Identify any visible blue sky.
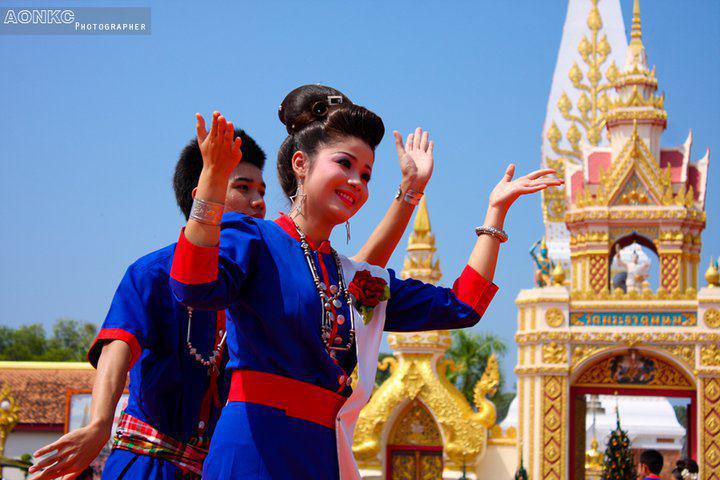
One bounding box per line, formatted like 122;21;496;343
1;1;718;388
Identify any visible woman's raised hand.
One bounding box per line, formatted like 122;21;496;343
488;164;563;214
393;128;434;193
196;111;243;180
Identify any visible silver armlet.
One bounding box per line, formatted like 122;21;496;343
475;225;508;243
189;198;225;226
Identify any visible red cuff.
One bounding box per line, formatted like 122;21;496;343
451;265;499;317
169;228;219;285
87;328;142;369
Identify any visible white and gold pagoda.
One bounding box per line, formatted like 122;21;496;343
517;1;719;480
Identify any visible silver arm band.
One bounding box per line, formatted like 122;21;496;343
189;198;225;226
395;185;424;205
475;225;508;243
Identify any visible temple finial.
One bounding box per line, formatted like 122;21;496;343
630;0;643;46
412;196;431;234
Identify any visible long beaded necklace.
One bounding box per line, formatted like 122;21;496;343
294;222;356;358
185;306;227;372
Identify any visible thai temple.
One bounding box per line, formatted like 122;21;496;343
0;1;718;480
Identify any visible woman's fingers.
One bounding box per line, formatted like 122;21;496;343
503;164;516;182
420;130;429;151
428;140;434;155
413;127;422;149
525;168;557;180
406;133;414;152
521;184;551;194
33;440;63;458
393;131;406;159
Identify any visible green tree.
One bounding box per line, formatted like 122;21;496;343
601;411;636;480
445;330;515;422
0;320;97;361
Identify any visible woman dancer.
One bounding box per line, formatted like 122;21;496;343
169;85;562;479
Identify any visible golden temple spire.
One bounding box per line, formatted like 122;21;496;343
401;196;441;284
630;0;643;46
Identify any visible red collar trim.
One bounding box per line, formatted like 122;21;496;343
274;213;332;254
644;475;661;479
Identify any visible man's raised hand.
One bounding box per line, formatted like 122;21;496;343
195;111;243;179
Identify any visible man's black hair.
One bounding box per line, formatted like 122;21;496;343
173;129;266;220
640;449;664;475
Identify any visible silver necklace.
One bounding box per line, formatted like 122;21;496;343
185;307;227;371
294;222;356;358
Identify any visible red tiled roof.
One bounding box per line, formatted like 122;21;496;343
0;362;96;429
660;150;684;182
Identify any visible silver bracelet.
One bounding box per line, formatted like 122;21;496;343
475;225;508;243
404;189;423;206
189;198;225;226
395;185;424;206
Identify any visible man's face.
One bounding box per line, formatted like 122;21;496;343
225;163;266;219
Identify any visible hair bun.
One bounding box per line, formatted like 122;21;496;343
278;84;352;134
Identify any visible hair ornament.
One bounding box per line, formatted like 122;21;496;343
681;470;698;480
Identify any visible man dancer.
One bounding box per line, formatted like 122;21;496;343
30;113;433;479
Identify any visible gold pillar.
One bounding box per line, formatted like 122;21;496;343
700;377;720;480
0;384;20;478
542;376;567;480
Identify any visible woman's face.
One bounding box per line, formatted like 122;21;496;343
301;136;374;225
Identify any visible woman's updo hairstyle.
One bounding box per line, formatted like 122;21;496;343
277;84;385;199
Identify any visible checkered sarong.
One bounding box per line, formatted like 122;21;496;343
112;412;207;476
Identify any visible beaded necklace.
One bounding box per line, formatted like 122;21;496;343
185;307;226;372
294;222;356;358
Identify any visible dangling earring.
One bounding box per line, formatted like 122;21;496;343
289;181;306;217
345;220;351;244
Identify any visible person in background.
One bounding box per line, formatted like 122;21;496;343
638;449;664;480
671;458;698;480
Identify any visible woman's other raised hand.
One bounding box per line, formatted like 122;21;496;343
393;127;434;193
488;165;563;215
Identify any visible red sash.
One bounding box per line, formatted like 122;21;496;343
228;370;346;429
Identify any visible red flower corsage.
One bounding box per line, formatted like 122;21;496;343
348;270;391;324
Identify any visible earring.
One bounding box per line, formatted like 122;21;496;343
345;220;351;244
289;181;306;217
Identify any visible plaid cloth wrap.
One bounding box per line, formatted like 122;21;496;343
113;412;208;476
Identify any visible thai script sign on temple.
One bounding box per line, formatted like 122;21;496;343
570;312;696;327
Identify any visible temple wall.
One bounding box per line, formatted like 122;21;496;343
478;444;518;478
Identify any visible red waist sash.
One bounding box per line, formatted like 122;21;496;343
228;370;346;429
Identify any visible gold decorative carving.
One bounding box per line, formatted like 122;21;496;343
588;254;608;293
570;288;697;302
571;345;608;368
702;345;720;367
545;308;564;328
543;342;567;364
353;331;490;467
518;331;720;347
389;400;442;446
574;353;693;390
542;0;617;223
660;253;681;292
473;353;500;428
705;309;720;329
701;378;720;480
542;376;566;480
659;345;695;370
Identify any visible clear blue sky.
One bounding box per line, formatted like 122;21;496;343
1;1;718;388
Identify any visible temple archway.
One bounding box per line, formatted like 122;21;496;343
386;400;444;480
569;347;697;480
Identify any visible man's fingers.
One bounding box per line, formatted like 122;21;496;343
233;137;243;157
34;441;62;458
503;164;516;182
393;131;406;158
210;111;220;139
196;113;208;143
224;121;234;146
